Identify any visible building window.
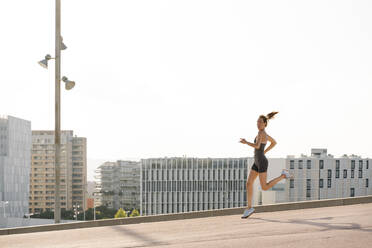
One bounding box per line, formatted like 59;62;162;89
327;179;331;188
290;179;294;188
366;179;369;188
306;179;311;190
358;161;363;178
319;160;324;169
319;179;323;188
307;160;311;169
366;160;369;169
335;160;340;178
351;160;355;169
343;169;347;178
290;160;294;169
306;189;311;198
327;169;332;179
238;160;242;168
350;188;355;197
299;160;303;169
212;161;217;169
351;169;354;178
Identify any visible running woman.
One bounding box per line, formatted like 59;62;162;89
239;111;292;218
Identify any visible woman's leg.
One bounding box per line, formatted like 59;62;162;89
246;169;259;209
258;172;284;191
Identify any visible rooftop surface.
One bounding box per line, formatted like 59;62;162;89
1;203;372;248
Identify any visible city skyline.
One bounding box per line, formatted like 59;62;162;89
1;1;372;182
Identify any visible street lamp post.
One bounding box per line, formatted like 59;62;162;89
38;0;75;224
73;204;80;221
83;183;86;221
55;0;62;224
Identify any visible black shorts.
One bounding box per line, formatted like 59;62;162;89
251;158;268;173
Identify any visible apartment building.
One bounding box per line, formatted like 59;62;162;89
95;161;140;210
0;115;31;218
29;130;87;213
286;148;371;202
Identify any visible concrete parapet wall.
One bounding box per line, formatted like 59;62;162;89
1;195;371;236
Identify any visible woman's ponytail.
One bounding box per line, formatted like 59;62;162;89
260;111;278;127
266;111;279;120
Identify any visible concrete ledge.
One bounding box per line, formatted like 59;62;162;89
1;195;371;236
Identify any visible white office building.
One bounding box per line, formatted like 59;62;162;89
140;157;255;216
0;115;31;218
255;182;287;206
286;148;371;202
140;157;289;216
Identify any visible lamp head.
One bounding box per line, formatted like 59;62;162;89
61;42;67;50
60;36;67;50
38;59;48;68
38;54;52;69
62;76;75;90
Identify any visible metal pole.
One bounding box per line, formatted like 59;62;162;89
93;196;96;220
54;0;62;224
83;183;86;221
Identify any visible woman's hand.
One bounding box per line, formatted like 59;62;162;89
239;138;248;144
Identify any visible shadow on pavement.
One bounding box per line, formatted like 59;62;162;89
249;216;372;233
109;225;169;247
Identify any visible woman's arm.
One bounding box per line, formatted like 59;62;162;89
264;134;277;154
240;131;263;149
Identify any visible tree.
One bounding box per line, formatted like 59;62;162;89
30;209;54;219
58;209;74;220
114;208;127;218
95;205;116;219
130;209;140;217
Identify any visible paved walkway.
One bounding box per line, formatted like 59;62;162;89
1;203;372;248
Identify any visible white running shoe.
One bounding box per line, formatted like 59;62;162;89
241;207;255;219
281;169;292;179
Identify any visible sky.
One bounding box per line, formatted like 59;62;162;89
1;0;371;181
